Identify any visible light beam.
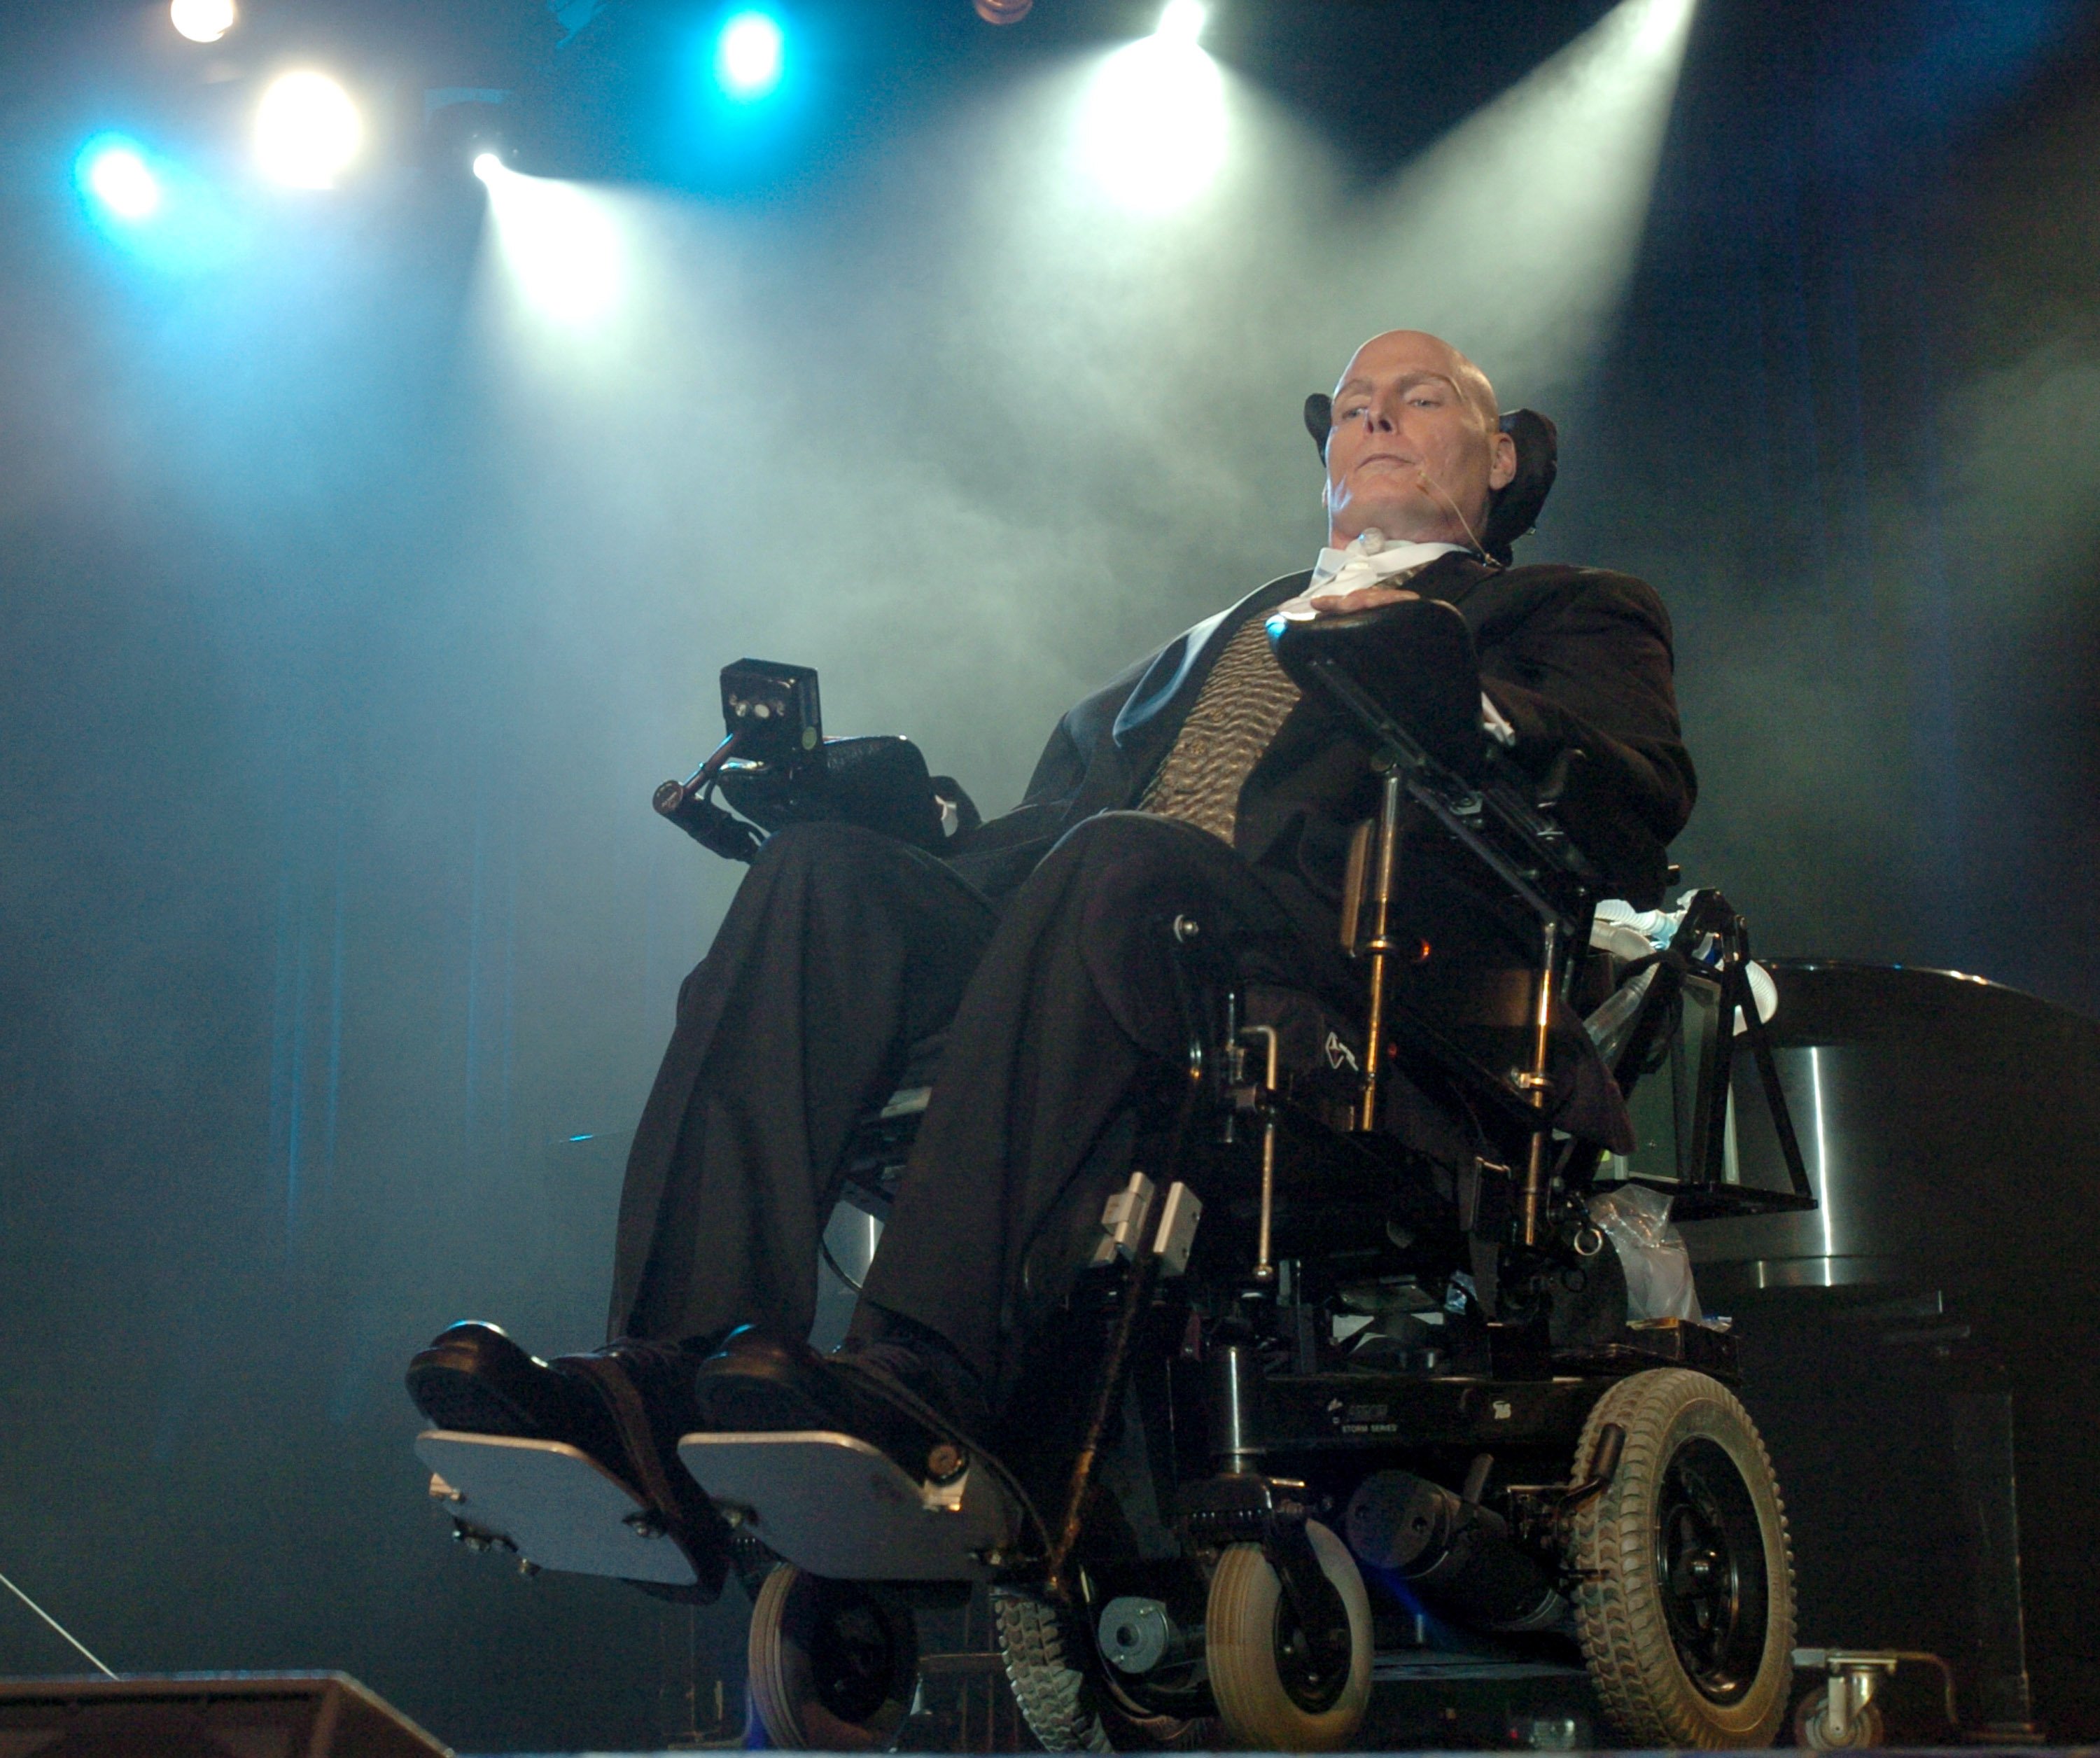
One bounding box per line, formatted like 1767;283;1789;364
80;141;162;221
1076;3;1226;211
1335;0;1702;398
477;159;626;326
169;0;237;43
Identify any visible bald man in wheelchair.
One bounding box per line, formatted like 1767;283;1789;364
407;329;1694;1593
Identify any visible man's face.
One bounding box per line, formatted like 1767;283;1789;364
1322;330;1516;549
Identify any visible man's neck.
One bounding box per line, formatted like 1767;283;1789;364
1329;521;1468;549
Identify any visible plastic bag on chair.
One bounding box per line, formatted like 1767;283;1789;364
1588;1183;1701;1323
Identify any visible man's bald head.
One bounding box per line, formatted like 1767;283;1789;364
1322;330;1516;549
1336;330;1500;430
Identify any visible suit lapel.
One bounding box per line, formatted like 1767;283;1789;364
1408;550;1495;615
1110;572;1310;774
1097;553;1501;815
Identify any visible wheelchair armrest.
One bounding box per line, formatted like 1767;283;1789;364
1267;597;1485;781
1501;744;1670;907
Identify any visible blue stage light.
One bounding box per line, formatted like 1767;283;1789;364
77;137;162;222
713;10;785;102
71;132;247;272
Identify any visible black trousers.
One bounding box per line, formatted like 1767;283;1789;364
608;811;1348;1388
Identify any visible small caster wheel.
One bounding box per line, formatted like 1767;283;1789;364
1795;1682;1886;1749
1205;1521;1371;1751
746;1563;917;1750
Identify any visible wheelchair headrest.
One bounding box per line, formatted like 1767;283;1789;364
1301;394;1558;568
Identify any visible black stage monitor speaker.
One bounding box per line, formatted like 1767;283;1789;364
0;1672;449;1758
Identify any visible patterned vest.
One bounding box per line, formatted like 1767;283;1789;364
1139;564;1428;844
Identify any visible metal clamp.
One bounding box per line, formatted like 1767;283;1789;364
1091;1170;1201;1277
1154;1181;1203;1278
1091;1171;1157;1267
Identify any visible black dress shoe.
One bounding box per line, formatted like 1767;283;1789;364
409;1324;729;1601
550;1337;727;1591
694;1326;988;1483
405;1322;614;1458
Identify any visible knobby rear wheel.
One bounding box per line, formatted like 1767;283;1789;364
992;1586;1208;1752
1566;1367;1795;1747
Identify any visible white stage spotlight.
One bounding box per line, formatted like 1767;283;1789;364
255;71;362;188
169;0;237;44
1077;11;1226;211
477;160;624;325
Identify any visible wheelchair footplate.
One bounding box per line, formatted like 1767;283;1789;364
414;1430;699;1586
678;1430;1018;1582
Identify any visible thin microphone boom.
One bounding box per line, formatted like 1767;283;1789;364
1416;466;1497;565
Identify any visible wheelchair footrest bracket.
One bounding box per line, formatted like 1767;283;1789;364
412;1430;700;1586
678;1430;1020;1582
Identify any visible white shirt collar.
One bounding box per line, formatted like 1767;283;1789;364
1307;529;1467;597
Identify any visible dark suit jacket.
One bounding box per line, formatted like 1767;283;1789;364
948;553;1695;912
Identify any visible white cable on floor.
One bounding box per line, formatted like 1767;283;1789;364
0;1567;118;1678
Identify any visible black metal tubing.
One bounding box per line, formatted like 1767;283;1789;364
1291;650;1596;940
1045;912;1224;1602
1045;1247;1161;1602
1674;900;1814;1215
652;731;765;861
1574;889;1816;1219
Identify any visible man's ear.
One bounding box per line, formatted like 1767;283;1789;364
1487;428;1518;492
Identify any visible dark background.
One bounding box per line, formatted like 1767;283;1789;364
2;0;2097;1747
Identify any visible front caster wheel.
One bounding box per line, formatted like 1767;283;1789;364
1567;1367;1795;1747
747;1564;918;1750
1795;1682;1886;1750
1205;1521;1372;1751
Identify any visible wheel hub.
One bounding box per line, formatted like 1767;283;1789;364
1270;1596;1351;1712
1653;1437;1769;1705
809;1589;906;1722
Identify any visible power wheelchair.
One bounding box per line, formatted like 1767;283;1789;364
416;571;1819;1752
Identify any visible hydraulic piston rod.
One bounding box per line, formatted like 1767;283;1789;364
1357;767;1408;1131
1518;918;1560;1248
